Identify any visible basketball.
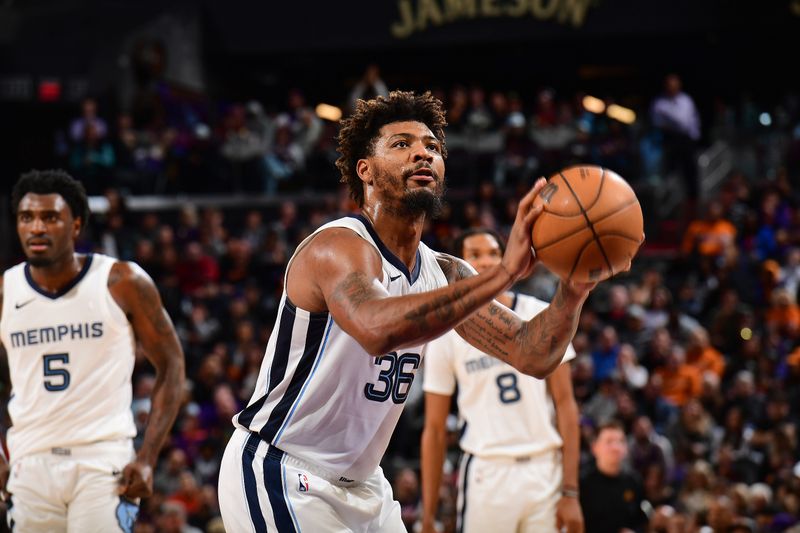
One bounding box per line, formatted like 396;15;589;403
531;165;644;283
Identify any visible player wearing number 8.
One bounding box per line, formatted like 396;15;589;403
422;228;583;533
0;170;185;532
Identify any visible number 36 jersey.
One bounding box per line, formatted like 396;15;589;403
424;293;576;459
233;215;448;483
0;254;136;462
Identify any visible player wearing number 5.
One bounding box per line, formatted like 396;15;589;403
0;170;185;532
421;228;584;533
218;91;599;533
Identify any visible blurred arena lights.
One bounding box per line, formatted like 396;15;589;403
606;104;636;124
316;103;343;122
740;327;753;340
582;95;605;114
759;112;772;126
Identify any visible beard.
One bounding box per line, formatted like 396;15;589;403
26;254;56;267
375;162;446;218
400;186;445;218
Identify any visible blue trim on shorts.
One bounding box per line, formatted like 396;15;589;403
263;448;297;532
458;453;475;533
242;433;268;533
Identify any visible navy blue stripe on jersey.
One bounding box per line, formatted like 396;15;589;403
263;448;297;533
457;453;474;533
511;292;518;311
24;254;93;299
274;318;333;444
348;214;421;284
259;312;330;443
242;433;268;533
237;303;297;428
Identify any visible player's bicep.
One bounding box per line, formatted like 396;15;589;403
455;299;523;363
110;263;181;369
310;231;390;330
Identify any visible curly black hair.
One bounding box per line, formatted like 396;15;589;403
12;169;90;228
335;90;448;207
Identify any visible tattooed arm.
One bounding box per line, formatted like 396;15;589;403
442;253;592;379
109;262;185;498
287;228;517;356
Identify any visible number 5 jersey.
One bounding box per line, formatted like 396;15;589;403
0;254;136;462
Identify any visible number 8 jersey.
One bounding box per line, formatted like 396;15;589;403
423;293;576;459
233;215;448;483
0;254;136;462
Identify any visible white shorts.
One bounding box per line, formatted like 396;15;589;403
6;440;137;533
457;450;562;533
218;428;406;533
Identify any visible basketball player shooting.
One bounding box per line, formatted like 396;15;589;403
218;91;605;532
0;170;185;532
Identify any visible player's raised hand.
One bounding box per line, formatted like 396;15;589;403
501;177;546;282
118;460;154;499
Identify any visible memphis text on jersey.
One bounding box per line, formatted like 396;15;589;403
8;322;103;348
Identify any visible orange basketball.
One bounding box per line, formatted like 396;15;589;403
531;165;644;283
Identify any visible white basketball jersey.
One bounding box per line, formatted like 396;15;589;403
234;215;448;482
423;293;576;458
0;254;136;462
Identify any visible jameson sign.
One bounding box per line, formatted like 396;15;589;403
391;0;596;39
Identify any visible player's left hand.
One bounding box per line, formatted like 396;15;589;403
118;460;154;499
556;495;584;533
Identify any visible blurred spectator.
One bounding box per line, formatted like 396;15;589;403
650;73;700;199
348;64;389;112
580;420;647;533
69;122;115;194
157;501;203;533
681;199;737;258
70;97;108;142
592;326;622;381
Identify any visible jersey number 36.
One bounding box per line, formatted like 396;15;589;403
364;352;420;404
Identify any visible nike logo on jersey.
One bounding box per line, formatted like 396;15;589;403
14;298;35;309
389;274;402;282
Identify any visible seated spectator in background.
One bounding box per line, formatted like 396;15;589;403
175;241;220;298
592;325;622;381
70;97;108;142
655;345;702;408
614;343;649;390
681;199;737;258
766;288;800;338
685;326;726;379
669;399;715;462
580;420;648;533
69;122;115;194
158;501;203;533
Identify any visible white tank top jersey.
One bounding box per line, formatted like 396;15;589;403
423;293;576;459
0;254;137;462
234;215;449;482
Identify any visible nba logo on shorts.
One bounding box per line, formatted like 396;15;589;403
298;473;309;492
